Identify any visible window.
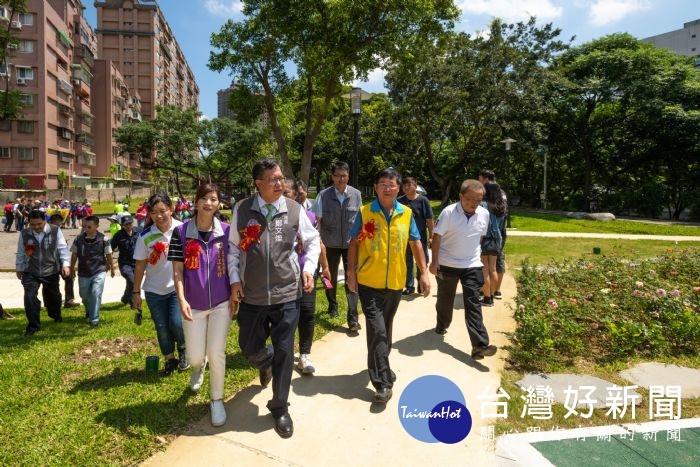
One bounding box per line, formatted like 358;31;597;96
19;93;33;106
0;147;10;159
16;66;33;80
19;13;33;26
0;63;9;76
17;147;34;160
19;40;33;53
0;7;9;21
0;120;10;131
17;121;34;134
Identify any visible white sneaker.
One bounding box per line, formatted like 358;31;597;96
297;354;315;374
210;399;227;427
190;359;207;392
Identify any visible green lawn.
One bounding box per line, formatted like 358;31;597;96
0;290;345;466
506;237;700;267
509;209;700;236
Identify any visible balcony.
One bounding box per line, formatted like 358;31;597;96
129;111;142;122
57;78;72;95
75;45;94;68
58;103;73;116
73;78;89;98
78;151;96;166
58;151;73;163
76;132;94;146
58;127;73;140
58;30;73;49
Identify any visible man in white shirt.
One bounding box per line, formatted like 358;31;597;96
228;158;320;439
429;179;497;360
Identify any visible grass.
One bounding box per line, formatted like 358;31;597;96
505;237;700;268
509;209;700;236
0;288;347;466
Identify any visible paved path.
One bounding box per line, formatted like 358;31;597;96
143;272;517;466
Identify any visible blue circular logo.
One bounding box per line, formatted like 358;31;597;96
398;375;472;443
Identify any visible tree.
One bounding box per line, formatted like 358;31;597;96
0;1;28;120
550;34;700;215
387;18;568;204
208;0;459;185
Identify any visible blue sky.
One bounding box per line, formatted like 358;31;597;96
83;0;699;119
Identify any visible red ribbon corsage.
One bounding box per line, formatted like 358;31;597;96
148;241;168;265
25;240;36;257
356;219;377;242
239;223;262;252
184;239;201;270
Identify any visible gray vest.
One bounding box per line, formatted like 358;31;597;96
236;196;302;306
21;225;60;277
74;232;108;277
318;185;362;248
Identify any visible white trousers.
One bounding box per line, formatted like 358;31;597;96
182;301;232;400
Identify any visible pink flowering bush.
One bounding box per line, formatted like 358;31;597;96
512;249;700;371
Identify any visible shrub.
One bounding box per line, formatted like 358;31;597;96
510;250;700;371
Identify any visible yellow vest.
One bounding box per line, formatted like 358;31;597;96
356;200;412;290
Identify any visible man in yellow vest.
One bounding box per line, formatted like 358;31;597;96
346;168;430;404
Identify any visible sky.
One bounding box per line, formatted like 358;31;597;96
83;0;700;120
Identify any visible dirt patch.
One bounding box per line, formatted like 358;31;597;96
73;336;155;363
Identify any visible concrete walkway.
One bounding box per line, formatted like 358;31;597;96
142;272;517;466
507;231;700;242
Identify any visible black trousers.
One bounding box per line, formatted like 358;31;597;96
325;247;359;325
298;279;316;355
238;299;300;418
119;263;135;306
63;274;75;303
435;265;489;350
22;272;62;332
358;284;402;391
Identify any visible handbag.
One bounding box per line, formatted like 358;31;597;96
481;235;499;253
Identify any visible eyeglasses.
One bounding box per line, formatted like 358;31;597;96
378;183;399;191
264;177;285;185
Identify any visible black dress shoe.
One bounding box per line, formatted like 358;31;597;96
327;307;338;318
348;322;361;332
373;387;393;404
471;345;497;360
274;413;294;438
435;326;447;335
23;328;37;337
390;370;396;382
260;365;273;388
402;288;415;296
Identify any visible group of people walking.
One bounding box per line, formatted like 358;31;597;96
11;157;507;440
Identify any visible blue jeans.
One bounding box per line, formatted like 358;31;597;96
78;272;106;324
405;239;429;290
119;263;135;306
145;291;185;357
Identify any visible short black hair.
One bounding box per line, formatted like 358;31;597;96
29;209;45;220
83;215;99;225
479;170;496;182
49;213;63;223
374;167;402;185
252;158;280;180
331;161;350;174
293;179;308;191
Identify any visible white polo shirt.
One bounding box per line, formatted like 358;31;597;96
434;203;489;268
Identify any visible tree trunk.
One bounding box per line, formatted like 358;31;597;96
260;76;293;177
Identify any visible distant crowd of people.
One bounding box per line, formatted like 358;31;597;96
7;160;508;440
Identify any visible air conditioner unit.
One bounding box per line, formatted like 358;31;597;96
10;20;21;29
72;78;80;86
7;43;18;50
16;78;26;85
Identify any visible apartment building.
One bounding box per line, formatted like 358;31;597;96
0;0;97;189
94;0;198;122
92;58;141;181
641;19;700;66
217;81;238;119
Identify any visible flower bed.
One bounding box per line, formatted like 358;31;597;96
511;249;700;371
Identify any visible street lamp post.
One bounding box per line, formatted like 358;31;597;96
342;87;372;188
500;137;516;228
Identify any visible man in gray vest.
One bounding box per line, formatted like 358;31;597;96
228;158;320;438
312;161;363;332
15;210;71;336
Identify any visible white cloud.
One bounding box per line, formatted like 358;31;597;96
458;0;563;23
202;0;243;16
352;68;387;93
588;0;651;27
